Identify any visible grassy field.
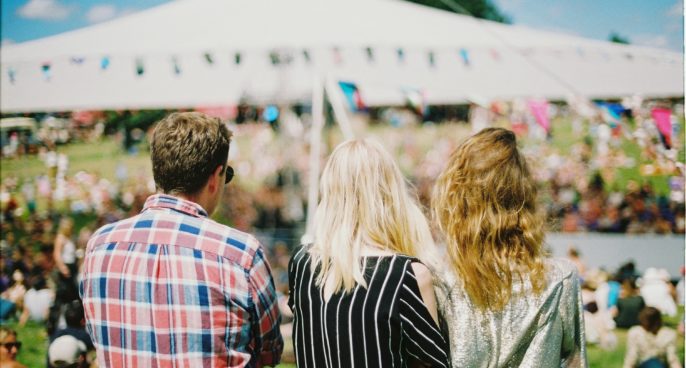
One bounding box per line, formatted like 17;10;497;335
6;311;683;367
1;138;151;184
4;320;297;367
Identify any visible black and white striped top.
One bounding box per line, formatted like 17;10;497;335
288;248;450;367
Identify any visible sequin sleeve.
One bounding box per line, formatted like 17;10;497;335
560;264;588;367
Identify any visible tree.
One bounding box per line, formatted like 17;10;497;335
609;32;630;45
405;0;511;23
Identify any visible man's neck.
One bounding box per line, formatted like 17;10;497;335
164;191;213;216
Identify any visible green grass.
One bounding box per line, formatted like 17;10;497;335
586;308;685;367
7;312;682;367
4;320;297;367
1;139;151;184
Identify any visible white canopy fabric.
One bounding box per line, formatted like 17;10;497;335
1;0;683;112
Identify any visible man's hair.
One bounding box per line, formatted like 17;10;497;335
151;112;232;195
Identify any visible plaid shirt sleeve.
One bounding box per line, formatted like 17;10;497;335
248;245;283;366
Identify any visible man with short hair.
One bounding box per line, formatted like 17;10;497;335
81;112;283;367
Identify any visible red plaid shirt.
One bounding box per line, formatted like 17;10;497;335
80;194;283;367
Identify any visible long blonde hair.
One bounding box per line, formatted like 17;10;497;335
309;138;436;293
432;128;546;311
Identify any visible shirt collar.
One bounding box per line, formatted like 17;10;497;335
142;194;209;218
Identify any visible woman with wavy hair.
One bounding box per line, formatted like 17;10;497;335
288;138;449;367
432;128;587;367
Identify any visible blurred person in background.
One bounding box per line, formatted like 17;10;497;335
567;246;587;281
49;299;93;352
18;274;54;327
623;307;682;368
0;271;25;321
584;301;617;351
48;335;87;368
53;217;78;301
640;268;678;318
433;128;587;367
612;279;646;329
0;327;26;368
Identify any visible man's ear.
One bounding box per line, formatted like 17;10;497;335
208;165;224;193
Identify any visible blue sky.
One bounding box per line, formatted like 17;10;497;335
1;0;684;51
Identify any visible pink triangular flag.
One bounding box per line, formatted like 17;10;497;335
528;99;550;132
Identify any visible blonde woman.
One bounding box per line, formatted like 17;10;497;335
432;128;587;367
288;139;449;367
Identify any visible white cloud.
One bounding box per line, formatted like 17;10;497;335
85;5;138;24
632;34;669;48
17;0;73;21
667;1;683;17
86;4;117;24
2;39;15;46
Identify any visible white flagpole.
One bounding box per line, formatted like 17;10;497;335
305;75;325;239
324;75;355;140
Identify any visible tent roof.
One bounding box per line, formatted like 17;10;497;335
1;0;683;112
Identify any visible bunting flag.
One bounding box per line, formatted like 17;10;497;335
100;56;110;70
651;108;672;149
338;81;365;112
403;87;427;117
459;48;470;66
8;68;16;84
396;48;405;64
596;102;625;128
41;63;51;81
3;46;514;81
365;47;375;63
172;57;181;75
204;52;214;65
428;51;436;67
135;59;145;76
527;99;550;133
269;51;280;65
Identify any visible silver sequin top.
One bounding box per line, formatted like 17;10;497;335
435;258;588;368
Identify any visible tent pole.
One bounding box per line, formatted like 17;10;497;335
324;75;354;140
305;75;325;238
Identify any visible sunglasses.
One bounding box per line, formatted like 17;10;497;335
225;165;234;184
0;342;21;350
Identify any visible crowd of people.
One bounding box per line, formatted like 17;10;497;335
571;249;684;367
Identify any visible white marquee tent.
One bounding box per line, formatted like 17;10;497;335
1;0;683;112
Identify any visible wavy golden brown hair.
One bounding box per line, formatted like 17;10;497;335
432;128;546;310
